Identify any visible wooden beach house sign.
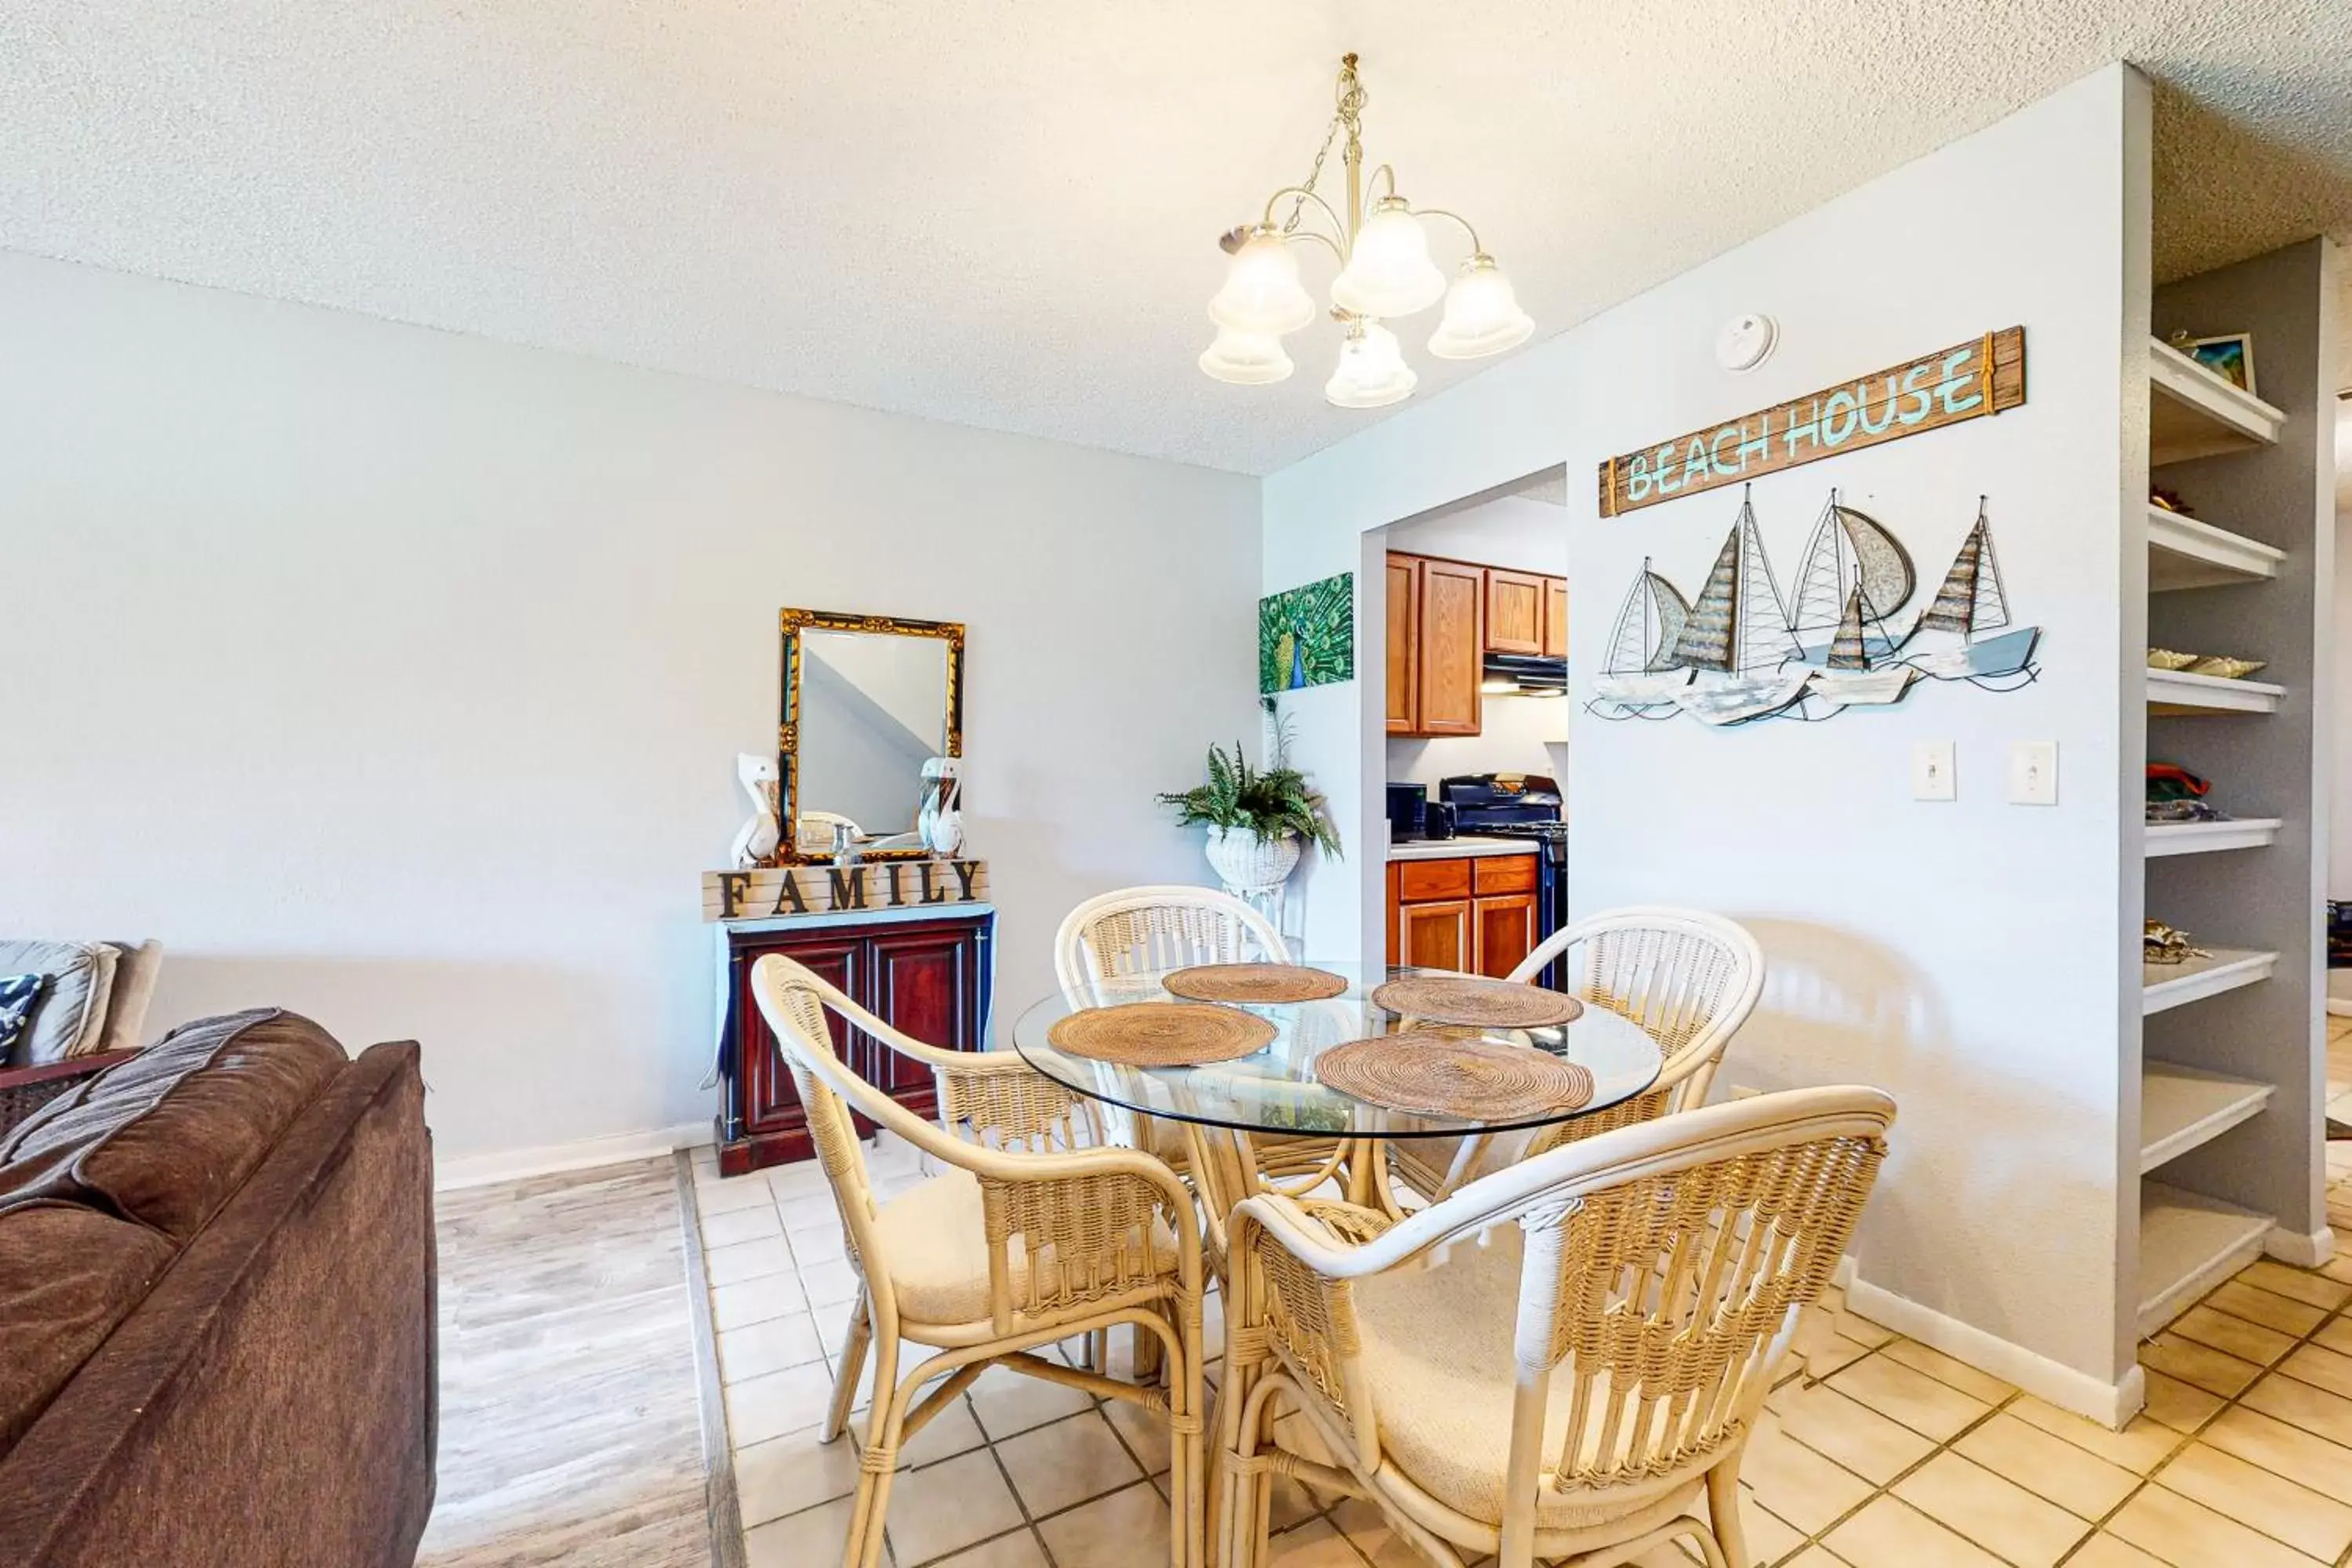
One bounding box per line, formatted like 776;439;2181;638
1599;327;2026;517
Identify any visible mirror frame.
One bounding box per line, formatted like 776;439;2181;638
778;607;965;864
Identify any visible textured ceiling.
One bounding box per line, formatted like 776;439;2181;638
4;2;2350;474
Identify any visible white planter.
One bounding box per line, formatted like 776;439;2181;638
1203;827;1301;892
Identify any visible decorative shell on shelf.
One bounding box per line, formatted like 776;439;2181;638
2147;648;2199;671
2183;655;2266;680
2143;919;2211;967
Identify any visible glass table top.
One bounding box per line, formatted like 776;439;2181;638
1010;963;1663;1139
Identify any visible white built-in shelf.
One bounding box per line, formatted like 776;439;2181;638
2147;668;2285;716
2139;1178;2274;1337
2140;1062;2275;1173
2147;506;2285;590
2144;818;2285;857
2143;947;2280;1014
2148;338;2288;464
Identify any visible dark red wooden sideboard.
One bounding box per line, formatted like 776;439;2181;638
714;908;995;1174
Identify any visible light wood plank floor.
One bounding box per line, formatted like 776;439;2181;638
420;1158;712;1568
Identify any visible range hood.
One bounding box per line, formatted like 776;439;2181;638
1481;652;1568;695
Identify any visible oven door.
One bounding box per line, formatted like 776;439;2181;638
1532;848;1570;992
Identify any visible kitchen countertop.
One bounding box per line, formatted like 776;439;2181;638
1387;835;1540;862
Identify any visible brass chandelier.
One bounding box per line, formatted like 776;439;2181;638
1200;53;1534;408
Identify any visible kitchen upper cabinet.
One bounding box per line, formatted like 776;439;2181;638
1485;569;1546;655
1385;554;1419;735
1542;577;1569;659
1385;552;1483;739
1414;558;1484;736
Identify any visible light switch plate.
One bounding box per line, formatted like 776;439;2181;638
1912;741;1956;801
2010;741;2058;804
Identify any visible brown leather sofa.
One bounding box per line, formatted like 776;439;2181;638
0;1009;436;1568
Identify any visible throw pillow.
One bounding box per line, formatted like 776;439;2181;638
0;941;116;1065
0;974;45;1065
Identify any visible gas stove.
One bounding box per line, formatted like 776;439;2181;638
1439;775;1570;990
1467;818;1569;865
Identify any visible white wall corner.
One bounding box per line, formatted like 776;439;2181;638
1846;1276;2146;1430
434;1120;713;1192
2266;1225;2338;1269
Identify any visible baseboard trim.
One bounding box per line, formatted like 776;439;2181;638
435;1122;714;1191
1846;1276;2145;1429
2267;1225;2339;1269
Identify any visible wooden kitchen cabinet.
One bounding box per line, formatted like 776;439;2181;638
1385;554;1419;735
1542;577;1569;659
1386;852;1539;979
1385;551;1483;738
1485;568;1547;655
717;910;993;1172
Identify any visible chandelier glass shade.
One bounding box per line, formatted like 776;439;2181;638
1199;53;1531;406
1323;321;1417;408
1198;325;1295;385
1428;254;1535;359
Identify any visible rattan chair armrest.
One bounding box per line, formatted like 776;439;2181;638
1240;1088;1898;1282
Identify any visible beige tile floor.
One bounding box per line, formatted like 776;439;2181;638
691;1078;2352;1568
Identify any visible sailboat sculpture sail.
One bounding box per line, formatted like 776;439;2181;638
1900;499;2040;687
1788;492;1922;706
1589;557;1693;713
1669;488;1810;725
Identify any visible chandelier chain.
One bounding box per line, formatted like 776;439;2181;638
1282;111;1344;236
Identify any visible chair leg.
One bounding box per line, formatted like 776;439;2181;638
826;1294;872;1443
1704;1461;1748;1568
838;1330;903;1568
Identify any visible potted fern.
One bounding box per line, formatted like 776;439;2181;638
1157;737;1342;892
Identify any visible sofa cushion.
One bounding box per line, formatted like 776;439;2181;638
0;942;115;1066
0;1198;177;1451
0;1010;346;1241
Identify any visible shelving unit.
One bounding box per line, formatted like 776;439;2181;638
2138;1180;2275;1338
2143;818;2285;856
2146;667;2285;715
2127;248;2331;1360
2147;506;2285;591
2142;947;2280;1014
2147;337;2287;463
2140;1062;2275;1171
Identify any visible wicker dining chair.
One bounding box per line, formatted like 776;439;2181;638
1054;884;1348;1190
750;955;1209;1568
1384;906;1764;1208
1218;1087;1893;1568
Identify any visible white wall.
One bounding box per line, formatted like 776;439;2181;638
1265;67;2140;1403
0;252;1261;1164
1386;493;1569;576
1385;698;1568;791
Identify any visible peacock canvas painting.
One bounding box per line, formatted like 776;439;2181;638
1258;572;1354;695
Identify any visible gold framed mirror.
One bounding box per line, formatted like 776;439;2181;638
778;608;964;863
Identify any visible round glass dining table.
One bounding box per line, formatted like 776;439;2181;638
1011;962;1663;1224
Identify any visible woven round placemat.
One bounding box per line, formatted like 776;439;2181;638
1161;963;1349;1004
1046;1002;1278;1067
1370;975;1584;1029
1317;1032;1594;1120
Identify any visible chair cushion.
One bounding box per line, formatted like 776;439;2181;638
1349;1230;1712;1530
871;1166;1176;1326
0;1197;179;1450
0;1008;347;1241
0;940;117;1065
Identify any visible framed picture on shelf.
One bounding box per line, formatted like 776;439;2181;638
2181;332;2256;396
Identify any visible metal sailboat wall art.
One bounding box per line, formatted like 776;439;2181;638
1896;498;2041;688
1589;557;1694;713
1584;488;2038;727
1665;488;1811;726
